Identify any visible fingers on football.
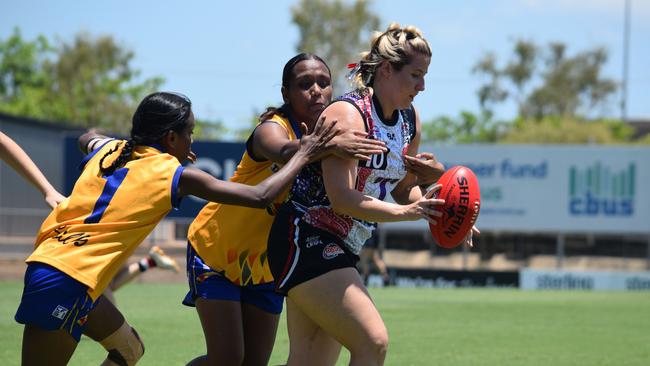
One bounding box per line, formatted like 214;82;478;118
424;184;442;198
472;225;481;235
424;208;443;218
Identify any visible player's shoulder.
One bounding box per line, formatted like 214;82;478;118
258;113;291;133
324;96;365;129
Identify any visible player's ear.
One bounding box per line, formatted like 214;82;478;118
378;60;392;79
160;130;177;150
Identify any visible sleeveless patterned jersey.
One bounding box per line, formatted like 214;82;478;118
287;90;415;254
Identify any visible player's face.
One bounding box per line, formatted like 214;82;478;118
390;52;430;109
285;59;332;127
169;112;195;163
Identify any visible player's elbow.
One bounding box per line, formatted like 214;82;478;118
250;189;275;208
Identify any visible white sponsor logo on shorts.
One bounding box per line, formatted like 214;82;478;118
52;305;69;320
305;235;322;248
322;243;344;260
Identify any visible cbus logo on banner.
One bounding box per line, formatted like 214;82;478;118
569;162;635;216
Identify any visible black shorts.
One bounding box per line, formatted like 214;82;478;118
267;203;359;295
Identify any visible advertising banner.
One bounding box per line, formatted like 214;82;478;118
386;145;650;234
520;269;650;290
66;139;650;233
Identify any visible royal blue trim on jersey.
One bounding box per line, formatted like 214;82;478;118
78;138;116;170
286;112;303;139
171;165;184;209
84;167;130;224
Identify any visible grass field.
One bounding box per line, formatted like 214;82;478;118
2;281;649;365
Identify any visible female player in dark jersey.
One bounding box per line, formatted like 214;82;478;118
267;24;476;365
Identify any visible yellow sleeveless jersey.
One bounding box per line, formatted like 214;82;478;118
27;140;183;300
188;113;300;286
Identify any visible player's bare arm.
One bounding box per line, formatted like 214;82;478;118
180;116;338;208
321;102;443;223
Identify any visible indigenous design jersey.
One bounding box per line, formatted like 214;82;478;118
288;90;415;254
188;113;301;286
27;140;183;300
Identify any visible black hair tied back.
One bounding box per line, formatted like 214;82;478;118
98;91;192;175
99;139;136;176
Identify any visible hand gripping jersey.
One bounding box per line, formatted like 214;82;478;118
187;113;302;285
26;140;183;300
287;90;416;254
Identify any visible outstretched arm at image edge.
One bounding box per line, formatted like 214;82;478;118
0;132;65;208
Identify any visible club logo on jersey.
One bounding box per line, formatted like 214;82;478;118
359;149;389;170
322;243;344;260
52;305;69;320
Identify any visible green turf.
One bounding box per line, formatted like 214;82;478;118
2;282;649;365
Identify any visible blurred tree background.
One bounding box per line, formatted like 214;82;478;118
0;0;646;144
0;28;224;137
291;0;380;94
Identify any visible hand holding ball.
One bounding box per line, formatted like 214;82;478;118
429;166;481;248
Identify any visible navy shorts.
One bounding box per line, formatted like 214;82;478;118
183;244;283;314
15;262;99;342
267;204;359;295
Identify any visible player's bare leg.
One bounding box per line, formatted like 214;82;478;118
286;268;388;366
21;325;78;366
285;297;341;366
84;295;144;366
188;299;245;366
241;302;281;366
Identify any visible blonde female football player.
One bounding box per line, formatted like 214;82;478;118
267;23;477;366
184;53;387;366
14;91;338;366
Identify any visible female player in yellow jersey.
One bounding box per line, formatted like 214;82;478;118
14;91;338;366
184;53;387;366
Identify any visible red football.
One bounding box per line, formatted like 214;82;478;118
429;166;481;248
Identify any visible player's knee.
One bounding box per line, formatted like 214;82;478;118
369;328;389;359
206;345;244;366
99;321;145;366
353;326;388;361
